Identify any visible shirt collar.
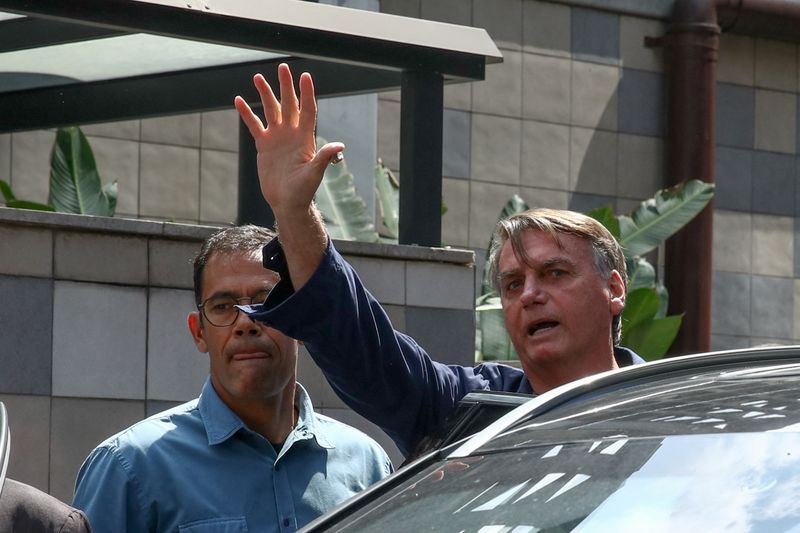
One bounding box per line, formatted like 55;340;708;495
198;378;334;449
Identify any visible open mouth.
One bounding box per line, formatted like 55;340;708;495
528;321;559;336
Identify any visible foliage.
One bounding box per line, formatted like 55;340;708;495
315;138;379;242
475;180;714;363
375;159;400;242
0;126;117;217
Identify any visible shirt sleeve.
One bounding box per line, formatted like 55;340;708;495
244;238;494;457
72;445;149;533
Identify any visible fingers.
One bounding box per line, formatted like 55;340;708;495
298;72;317;134
234;96;265;139
310;141;346;175
278;63;300;126
253;73;280;127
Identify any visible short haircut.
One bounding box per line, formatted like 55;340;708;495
486;208;627;345
192;224;276;305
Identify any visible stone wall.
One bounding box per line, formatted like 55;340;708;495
0;207;475;503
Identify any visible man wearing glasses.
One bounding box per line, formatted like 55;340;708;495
72;225;392;533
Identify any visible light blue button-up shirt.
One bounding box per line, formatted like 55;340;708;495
72;379;393;533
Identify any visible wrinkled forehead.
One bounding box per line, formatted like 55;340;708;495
500;227;592;269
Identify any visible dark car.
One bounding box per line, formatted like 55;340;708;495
302;345;800;532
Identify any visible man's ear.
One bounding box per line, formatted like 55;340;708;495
608;270;626;317
188;311;208;353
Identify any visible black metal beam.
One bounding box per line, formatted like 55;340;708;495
398;70;443;247
238;120;274;228
0;17;125;52
0;57;401;134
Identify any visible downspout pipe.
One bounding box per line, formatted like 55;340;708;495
664;0;719;355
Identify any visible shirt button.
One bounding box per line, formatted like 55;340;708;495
283;518;290;527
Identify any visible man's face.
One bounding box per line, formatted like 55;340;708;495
188;251;297;408
498;229;625;379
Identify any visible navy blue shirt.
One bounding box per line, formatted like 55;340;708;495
72;380;392;533
244;239;644;457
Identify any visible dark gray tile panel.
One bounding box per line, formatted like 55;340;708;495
618;69;665;137
0;276;52;394
714;146;752;211
711;271;750;336
795;216;800;277
752;151;795;216
404;307;475;367
443;109;471;179
571;7;620;64
568;193;615;214
751;275;794;339
146;400;183;417
716;83;755;149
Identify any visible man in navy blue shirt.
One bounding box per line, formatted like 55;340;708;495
235;64;644;458
72;225;392;532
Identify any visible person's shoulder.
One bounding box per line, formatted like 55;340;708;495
94;398;200;453
311;413;385;452
0;479;91;533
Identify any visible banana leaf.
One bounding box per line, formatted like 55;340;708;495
375;161;399;240
315;138;378;242
618;179;714;257
481;194;530;296
588;205;621;239
475;293;518;361
621;287;660;331
626;256;656;292
0;179;14;203
622;314;682;361
0;179;55;211
49;127;117;216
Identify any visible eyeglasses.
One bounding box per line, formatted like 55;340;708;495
197;289;271;327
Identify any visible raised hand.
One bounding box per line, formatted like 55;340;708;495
234;63;344;219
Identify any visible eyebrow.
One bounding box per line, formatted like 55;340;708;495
204;286;274;301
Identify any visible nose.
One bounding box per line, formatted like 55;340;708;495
233;310;262;336
519;275;546;306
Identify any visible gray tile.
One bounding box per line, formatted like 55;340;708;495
752;151;795;216
442;110;471;179
421;0;470;25
519;187;569;210
54;231;148;285
296;345;326;408
620;15;665;72
0;394;50;491
444;83;472;111
139;143;200;222
49;397;144;504
568;193;616;214
521;120;570;190
140;113;201;147
147;288;208;402
795;217;800;277
570;128;617;195
200;149;238;224
406;262;474;310
712;210;751;274
752;214;794;277
472;51;523;117
468;181;519;248
346;256;405;305
10;130;56;204
0;134;11;183
715;83;755;149
754;38;797;92
86;135;139;216
380;0;419;17
618;69;664;136
404;307;475;367
377;99;400;171
751;275;794;338
571;7;620;64
52;281;147;399
754;89;796;154
714;146;752;211
442;177;470;248
470;114;521;185
200;109;240;152
383;304;406;332
717;33;754;86
473;0;522;50
711;271;750;336
616;134;664;200
146;400;182;417
522;54;571;123
149;238;197;289
81;120;140;141
710;335;751;351
571;61;619;130
319;407;403;466
523;0;570;57
0;225;52;277
795;279;800;338
0;276;52;395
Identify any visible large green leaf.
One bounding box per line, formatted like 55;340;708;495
618;179;714;257
475;293;518;361
626;256;656;291
622;314;683;361
315;138;378;242
0;179;15;202
621;287;659;331
375;160;399;241
588;205;620;239
49;127;116;216
0;179;55;211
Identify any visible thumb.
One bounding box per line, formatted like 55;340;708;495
310;142;345;175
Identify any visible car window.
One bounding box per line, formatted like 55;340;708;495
321;432;800;532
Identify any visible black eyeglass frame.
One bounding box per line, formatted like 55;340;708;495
196;289;271;327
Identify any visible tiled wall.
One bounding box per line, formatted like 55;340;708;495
0;208;474;503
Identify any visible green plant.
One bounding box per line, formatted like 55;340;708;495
475;180;715;363
0;126;117;216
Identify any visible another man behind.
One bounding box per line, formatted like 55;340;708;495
233;64;645;458
72;225;392;532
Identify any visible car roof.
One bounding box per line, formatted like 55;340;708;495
451;345;800;458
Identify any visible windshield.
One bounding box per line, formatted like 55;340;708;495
323;432;800;532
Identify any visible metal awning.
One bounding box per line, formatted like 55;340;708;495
0;0;502;246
